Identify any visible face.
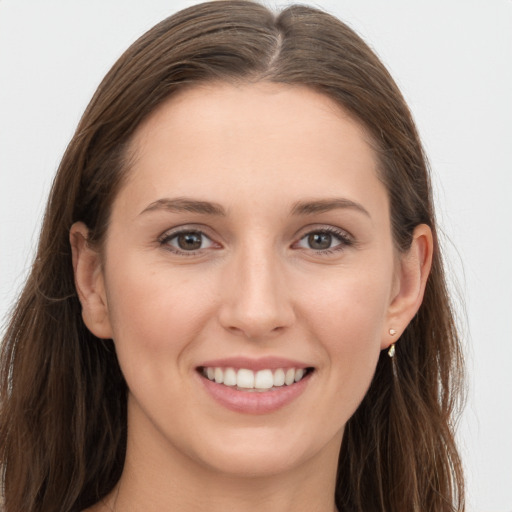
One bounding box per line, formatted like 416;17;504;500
75;83;416;479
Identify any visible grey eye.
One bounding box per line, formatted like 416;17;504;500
297;231;343;251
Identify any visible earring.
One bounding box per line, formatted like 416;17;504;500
388;328;397;358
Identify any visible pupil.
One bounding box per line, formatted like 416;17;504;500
178;233;202;250
308;233;332;250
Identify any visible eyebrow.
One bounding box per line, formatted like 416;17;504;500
291;198;371;218
139;197;226;216
139;196;370;218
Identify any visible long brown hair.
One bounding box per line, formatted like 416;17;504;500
0;1;465;510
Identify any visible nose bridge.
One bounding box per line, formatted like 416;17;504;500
219;236;293;338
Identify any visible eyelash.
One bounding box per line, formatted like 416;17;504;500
294;227;353;255
158;226;354;256
158;228;217;256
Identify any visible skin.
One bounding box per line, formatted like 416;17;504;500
72;82;433;512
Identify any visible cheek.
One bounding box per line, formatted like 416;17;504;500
296;264;392;409
103;256;216;370
300;265;392;348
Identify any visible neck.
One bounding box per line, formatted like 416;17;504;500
109;472;337;512
111;457;339;512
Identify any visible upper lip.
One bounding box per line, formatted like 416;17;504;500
198;356;312;372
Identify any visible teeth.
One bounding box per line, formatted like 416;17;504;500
237;369;254;389
223;367;237;386
285;368;295;386
274;368;285;387
254;369;273;390
294;368;304;382
202;366;309;390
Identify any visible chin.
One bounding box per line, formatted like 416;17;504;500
183;423;344;479
196;446;309;478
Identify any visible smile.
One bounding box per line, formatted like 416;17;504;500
200;367;312;391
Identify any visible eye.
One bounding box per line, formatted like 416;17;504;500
295;228;352;253
160;230;215;254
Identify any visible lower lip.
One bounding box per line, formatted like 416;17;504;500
198;371;312;415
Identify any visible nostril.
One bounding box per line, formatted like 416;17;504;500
222;320;289;340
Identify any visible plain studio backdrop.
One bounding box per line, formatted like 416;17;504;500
0;1;511;510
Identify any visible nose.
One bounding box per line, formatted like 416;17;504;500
218;243;295;340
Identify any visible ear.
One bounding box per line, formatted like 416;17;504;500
70;222;113;339
382;224;434;349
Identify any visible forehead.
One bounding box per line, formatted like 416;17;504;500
116;82;386;220
132;81;373;161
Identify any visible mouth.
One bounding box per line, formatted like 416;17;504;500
198;366;315;392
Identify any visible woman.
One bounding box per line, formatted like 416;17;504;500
0;1;465;511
